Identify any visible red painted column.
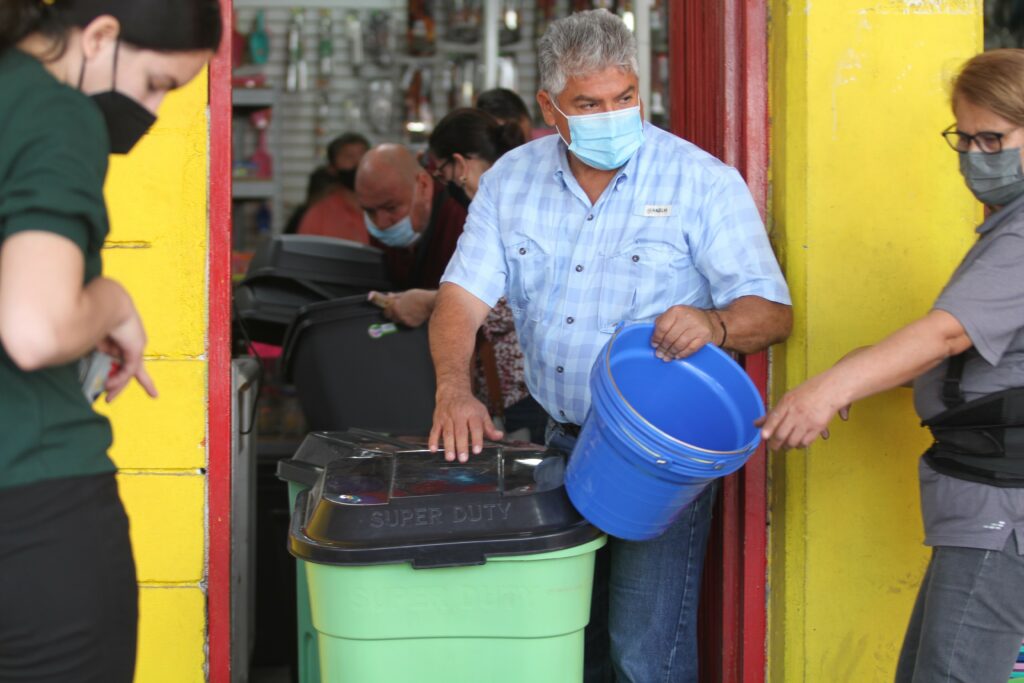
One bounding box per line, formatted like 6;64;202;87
670;1;770;681
207;0;234;680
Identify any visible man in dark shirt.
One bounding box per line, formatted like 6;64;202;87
355;144;468;326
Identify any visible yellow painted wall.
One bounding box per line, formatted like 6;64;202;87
768;1;983;680
98;72;210;682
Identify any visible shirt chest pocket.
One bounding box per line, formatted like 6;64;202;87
598;240;686;333
504;238;549;322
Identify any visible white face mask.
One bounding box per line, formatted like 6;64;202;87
550;95;645;171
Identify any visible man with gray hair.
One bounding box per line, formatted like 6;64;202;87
428;10;792;681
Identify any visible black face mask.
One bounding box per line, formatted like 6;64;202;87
80;41;157;155
446;181;472;209
337;168;357;190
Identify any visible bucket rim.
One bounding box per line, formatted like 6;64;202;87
603;323;762;457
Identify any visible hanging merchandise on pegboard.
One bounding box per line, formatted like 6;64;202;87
314;10;334;160
285;9;309;93
408;0;438;56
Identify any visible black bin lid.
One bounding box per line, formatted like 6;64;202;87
286;430;601;568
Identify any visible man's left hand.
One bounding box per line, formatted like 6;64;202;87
651;305;716;361
382;289;438;328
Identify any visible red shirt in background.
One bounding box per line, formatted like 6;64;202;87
297;188;368;244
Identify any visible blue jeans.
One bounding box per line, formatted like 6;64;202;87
895;537;1024;683
548;423;718;683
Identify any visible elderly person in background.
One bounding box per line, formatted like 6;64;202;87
428;10;792;682
761;49;1024;683
355;144;468;326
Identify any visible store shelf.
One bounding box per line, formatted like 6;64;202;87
233;179;277;199
233;87;278;108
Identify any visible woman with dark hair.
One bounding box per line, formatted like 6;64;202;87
476;87;533;140
429;107;525;202
420;108;547;442
0;1;221;680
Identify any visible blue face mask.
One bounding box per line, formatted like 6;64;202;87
364;212;420;248
550;96;645;171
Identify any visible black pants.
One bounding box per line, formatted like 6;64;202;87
0;473;137;683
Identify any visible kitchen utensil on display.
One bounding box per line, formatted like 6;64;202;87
231;10;246;66
368;80;395;135
249;108;273;179
407;0;437;56
286;9;309;92
500;0;520;44
618;0;635;32
315;10;334;158
536;0;557;38
344;12;364;73
248;10;270;66
366;11;394;67
497;57;517;91
447;0;481;44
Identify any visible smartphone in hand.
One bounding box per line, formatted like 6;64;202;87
78;351;116;403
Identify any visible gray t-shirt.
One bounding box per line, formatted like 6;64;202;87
912;193;1024;553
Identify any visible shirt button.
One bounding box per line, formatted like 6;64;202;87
586;214;594;221
632;254;640;263
575;264;583;272
519;247;527;255
556;366;564;373
566;316;575;324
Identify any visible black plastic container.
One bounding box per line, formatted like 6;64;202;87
235;235;392;345
281;430;601;569
281;297;436;434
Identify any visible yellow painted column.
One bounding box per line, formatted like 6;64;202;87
768;2;982;681
99;72;210;682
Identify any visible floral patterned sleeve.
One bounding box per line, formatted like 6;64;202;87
474;298;529;411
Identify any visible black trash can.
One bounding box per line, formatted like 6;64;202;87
281;297;436;433
235;235;392;345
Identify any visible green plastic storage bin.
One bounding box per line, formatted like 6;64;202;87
285;481;320;683
285;430;604;683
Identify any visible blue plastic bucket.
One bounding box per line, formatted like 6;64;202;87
565;323;765;540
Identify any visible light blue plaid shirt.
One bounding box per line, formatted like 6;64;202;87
442;123;791;425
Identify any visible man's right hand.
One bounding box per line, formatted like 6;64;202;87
429;387;504;463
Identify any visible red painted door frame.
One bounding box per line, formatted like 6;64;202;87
206;1;770;679
208;0;234;680
670;2;769;682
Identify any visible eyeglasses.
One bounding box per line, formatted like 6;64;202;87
942;123;1021;154
431;158;453;181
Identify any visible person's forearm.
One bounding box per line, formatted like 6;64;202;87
429;283;490;397
814;310;971;408
1;276;131;370
713;296;793;354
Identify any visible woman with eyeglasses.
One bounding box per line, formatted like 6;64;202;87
0;1;220;680
760;49;1024;683
424;108;550;442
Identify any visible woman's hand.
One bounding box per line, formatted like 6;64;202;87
757;373;851;451
98;303;157;402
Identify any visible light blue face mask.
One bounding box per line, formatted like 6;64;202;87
364;212;419;248
550;95;645;171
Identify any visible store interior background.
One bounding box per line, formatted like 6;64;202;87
231;3;667;682
231;1;1024;682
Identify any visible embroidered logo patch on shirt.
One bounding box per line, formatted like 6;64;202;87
643;204;672;217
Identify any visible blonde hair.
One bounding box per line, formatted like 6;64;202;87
952;49;1024;126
